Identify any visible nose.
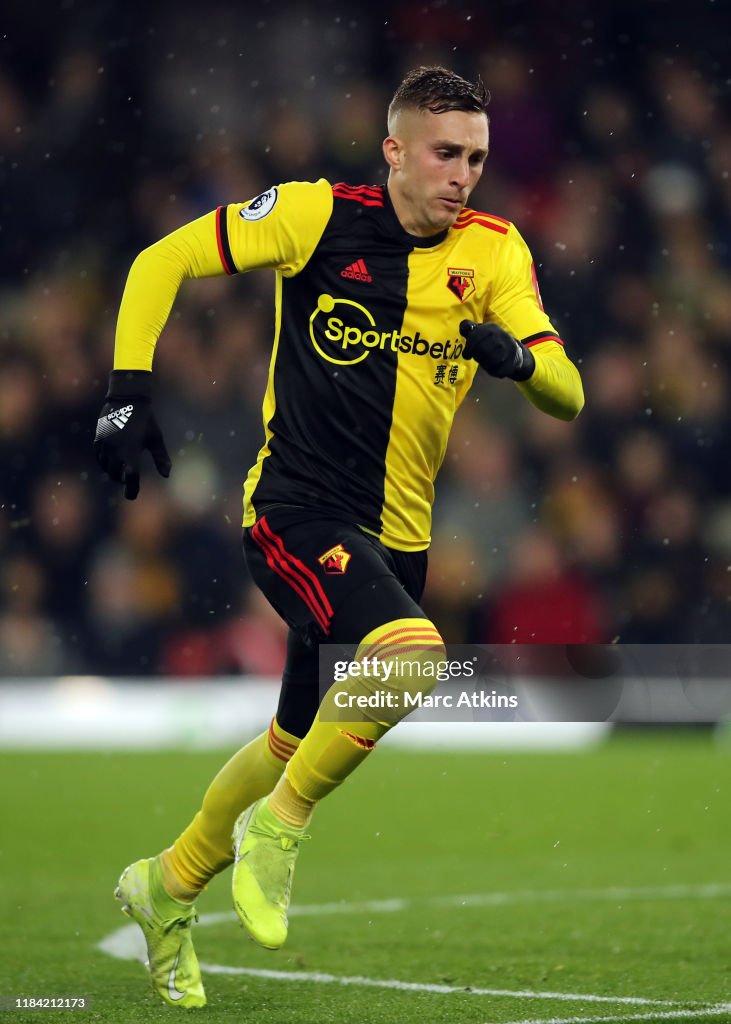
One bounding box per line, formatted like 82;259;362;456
451;158;470;190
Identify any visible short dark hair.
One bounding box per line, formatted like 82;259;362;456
388;66;489;128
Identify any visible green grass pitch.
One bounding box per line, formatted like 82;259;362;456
1;730;729;1023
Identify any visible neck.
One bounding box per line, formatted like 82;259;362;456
386;176;434;237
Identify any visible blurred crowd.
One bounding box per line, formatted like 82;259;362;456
2;1;730;676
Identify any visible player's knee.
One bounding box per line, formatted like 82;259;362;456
356;615;446;707
357;616;445;666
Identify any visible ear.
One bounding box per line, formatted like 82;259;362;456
382;135;403;171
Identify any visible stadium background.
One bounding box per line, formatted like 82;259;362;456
2;0;730;678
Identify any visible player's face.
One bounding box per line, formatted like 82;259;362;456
384;109;489;236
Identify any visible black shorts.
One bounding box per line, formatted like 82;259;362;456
242;505;429;737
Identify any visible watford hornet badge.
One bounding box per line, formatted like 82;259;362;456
446;266;476;302
318;543;352;574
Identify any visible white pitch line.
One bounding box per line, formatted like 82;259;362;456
98;882;729;1012
98;925;681;1007
197;963;679;1006
191;881;731;927
433;882;731;910
498;1003;731;1024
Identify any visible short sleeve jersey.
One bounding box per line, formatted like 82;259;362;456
215;179;565;551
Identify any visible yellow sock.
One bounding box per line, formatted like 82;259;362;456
286;617;444;803
268;772;314;829
160;718;299;900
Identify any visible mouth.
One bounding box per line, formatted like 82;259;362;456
439;197;463;211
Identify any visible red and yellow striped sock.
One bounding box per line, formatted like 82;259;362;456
284;617;444;805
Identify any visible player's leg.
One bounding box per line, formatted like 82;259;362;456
230;626;323;947
268;595;442;830
278;544;433;814
232;513;442;947
159;721;300;899
115;710;301;1007
160;629;319;900
233;593;444;948
115;629;318;1006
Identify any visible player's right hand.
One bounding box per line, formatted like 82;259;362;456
93;370;171;500
459;319;536;381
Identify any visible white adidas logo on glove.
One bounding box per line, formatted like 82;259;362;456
95;403;134;440
108;404;134;430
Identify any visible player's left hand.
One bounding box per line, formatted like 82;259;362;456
459;320;535;381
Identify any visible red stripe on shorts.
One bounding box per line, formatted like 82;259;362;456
252;517;334;635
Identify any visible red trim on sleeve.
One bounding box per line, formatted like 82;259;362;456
215;206;235;275
524;334;564;348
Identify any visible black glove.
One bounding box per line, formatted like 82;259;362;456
459;320;535;381
93;370;171;500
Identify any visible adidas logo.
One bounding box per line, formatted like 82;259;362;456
340;259;372;283
108;404;133;430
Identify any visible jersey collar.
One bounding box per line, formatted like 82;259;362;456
380;184;449;249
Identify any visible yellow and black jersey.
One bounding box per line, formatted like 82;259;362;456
114;178;583;551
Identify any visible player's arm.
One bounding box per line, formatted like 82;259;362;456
95;180;333;498
113;179;333;369
459;321;583;421
460;225;584;422
513;335;584;421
